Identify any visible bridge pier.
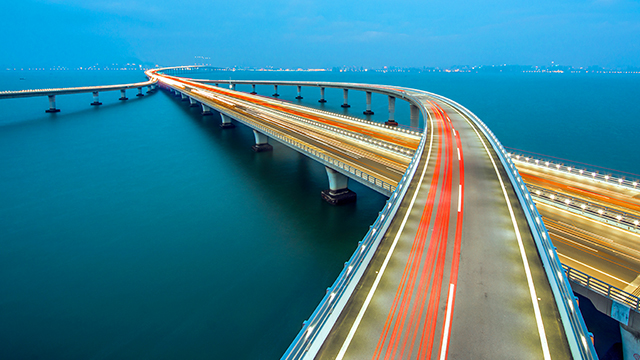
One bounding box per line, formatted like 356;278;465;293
181;93;189;101
119;89;128;101
319;87;327;103
341;89;350;108
621;324;640;360
91;91;102;106
296;85;303;99
189;97;199;107
386;95;398;126
321;167;356;205
363;91;374;115
410;104;419;128
201;103;212;116
251;130;273;152
250;84;257;95
230;83;236;91
136;87;144;97
272;85;279;97
45;95;60;113
220;113;236;129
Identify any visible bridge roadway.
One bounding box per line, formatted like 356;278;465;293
149;69;594;359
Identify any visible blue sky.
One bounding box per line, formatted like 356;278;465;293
2;0;640;68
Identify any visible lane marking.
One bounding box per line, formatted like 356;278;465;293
335;102;436;360
438;284;456;360
457;147;461;161
458;184;462;213
445;102;552;360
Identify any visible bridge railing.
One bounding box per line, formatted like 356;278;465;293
425;92;598;359
507;150;640;193
527;183;640;234
564;264;640;312
280;101;430;360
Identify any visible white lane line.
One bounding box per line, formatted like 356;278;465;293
335;104;436;360
446;103;552;360
458;184;462;213
438;284;456;360
558;253;630;285
457;147;461;161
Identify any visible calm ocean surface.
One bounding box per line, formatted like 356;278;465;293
1;70;638;359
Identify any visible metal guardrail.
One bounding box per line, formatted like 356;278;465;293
425;92;598;359
508;151;640;193
528;183;640;234
564;264;640;312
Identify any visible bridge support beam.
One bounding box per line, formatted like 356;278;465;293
296;85;303;99
250;84;257;95
189;97;199;107
410;104;419;128
363;91;374;115
272;85;279;97
386;96;398;126
621;324;640;360
136;87;144;97
252;130;273;152
119;89;128;101
45;95;60;113
201;103;212;116
91;91;102;106
321;167;356;205
341;89;351;108
181;93;189;101
319;87;327;103
220;113;236;129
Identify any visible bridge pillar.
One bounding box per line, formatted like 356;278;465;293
250;84;257;95
230;83;236;91
296;85;303;99
341;89;351;108
410;104;419;128
252;130;273;152
119;89;128;101
319;87;327;103
321;167;356;205
621;324;640;360
220;113;236;129
181;93;189;101
45;95;60;113
386;95;398;126
136;87;144;97
201;103;213;116
272;85;279;97
91;91;102;106
189;97;199;107
363;91;374;115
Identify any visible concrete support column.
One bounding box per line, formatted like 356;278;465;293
318;87;327;103
250;84;257;95
201;103;212;116
341;89;351;108
220;113;236;129
272;85;279;97
45;95;60;113
386;96;398;126
136;87;144;97
181;93;188;101
119;89;128;101
321;167;356;205
146;85;153;93
363;91;374;115
410;104;419;128
621;324;640;360
230;83;236;91
296;85;303;100
189;97;199;107
251;130;273;152
91;91;102;106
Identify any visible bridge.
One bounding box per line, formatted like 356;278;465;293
3;66;619;359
